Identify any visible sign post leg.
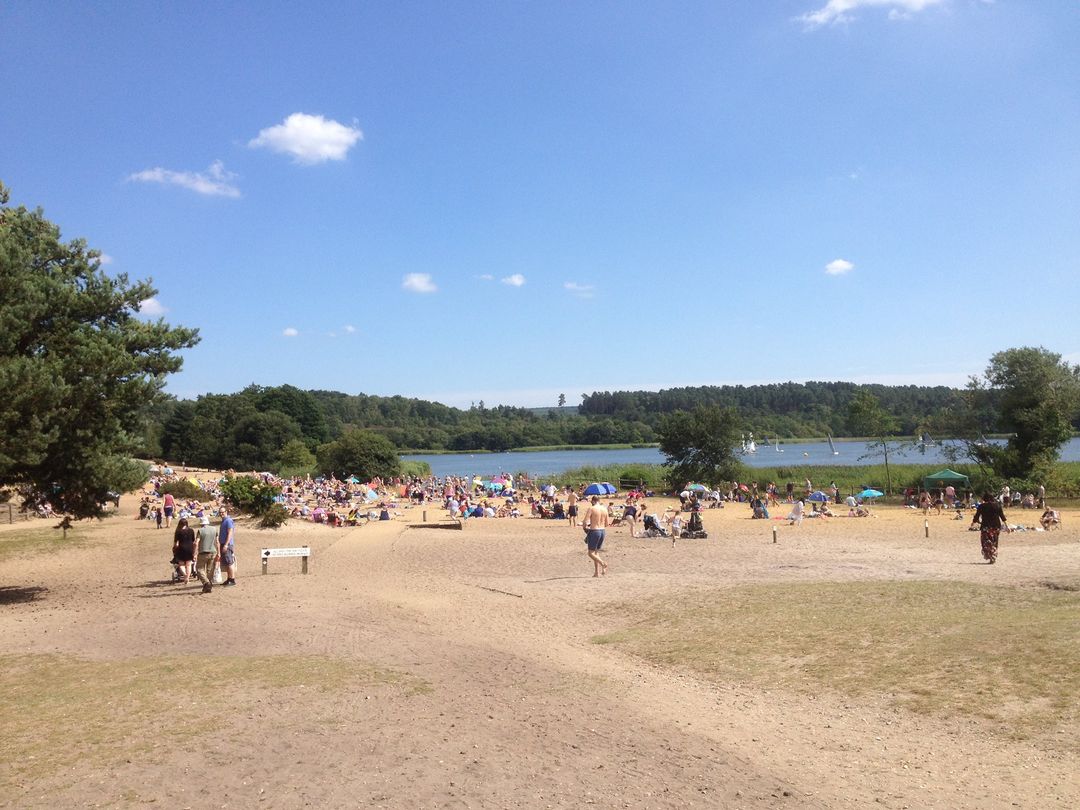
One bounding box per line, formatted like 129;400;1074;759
302;547;309;575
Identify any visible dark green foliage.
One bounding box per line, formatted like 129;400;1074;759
218;475;280;516
276;439;316;477
0;182;198;518
316;430;400;481
258;502;290;528
656;406;745;489
581;382;956;438
158;478;204;500
943;347;1080;482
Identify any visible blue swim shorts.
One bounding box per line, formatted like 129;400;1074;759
585;529;605;551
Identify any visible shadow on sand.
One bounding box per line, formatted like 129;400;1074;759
0;585;49;604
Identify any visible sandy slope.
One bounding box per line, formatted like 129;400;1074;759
1;495;1078;809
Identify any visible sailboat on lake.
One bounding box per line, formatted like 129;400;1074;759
827;434;839;456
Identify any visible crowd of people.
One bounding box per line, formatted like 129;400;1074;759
133;463;1065;584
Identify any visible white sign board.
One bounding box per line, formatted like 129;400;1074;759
261;547;310;558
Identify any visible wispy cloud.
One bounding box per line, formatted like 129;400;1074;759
282;327;299;337
248;113;363;165
136;297;167;317
128;160;240;198
825;258;855;276
343;325;356;334
501;273;526;287
403;273;437;294
477;274;494;281
799;0;944;28
98;253;114;266
564;281;595;299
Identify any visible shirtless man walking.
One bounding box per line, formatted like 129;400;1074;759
581;495;609;577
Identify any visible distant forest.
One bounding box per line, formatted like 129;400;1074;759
143;381;999;472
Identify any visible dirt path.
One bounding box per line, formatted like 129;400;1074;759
1;499;1078;808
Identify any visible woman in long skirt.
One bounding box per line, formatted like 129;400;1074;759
971;492;1009;564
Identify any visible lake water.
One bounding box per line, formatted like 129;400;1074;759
403;437;1080;479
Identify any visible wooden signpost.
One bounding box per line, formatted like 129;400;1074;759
261;546;310;575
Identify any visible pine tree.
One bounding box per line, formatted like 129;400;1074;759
0;183;199;519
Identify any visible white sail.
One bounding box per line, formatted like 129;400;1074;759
827;434;838;455
775;436;783;452
747;432;757;454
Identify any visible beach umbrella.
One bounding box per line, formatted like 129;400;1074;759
807;490;830;503
187;477;201;488
687;483;708;492
583;483;607;496
858;489;884;499
601;482;618;495
738;483;749;492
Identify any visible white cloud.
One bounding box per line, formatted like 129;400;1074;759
402;273;437;294
248;113;363;165
282;327;299;337
136;297;167;317
564;281;595;299
344;325;356;333
98;253;114;266
825;258;855;276
501;273;526;287
128;160;240;198
799;0;944;28
477;274;494;281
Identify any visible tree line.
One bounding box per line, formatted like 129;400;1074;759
580;382;969;438
144;378;1025;475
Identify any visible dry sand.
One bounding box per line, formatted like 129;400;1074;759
1;493;1078;809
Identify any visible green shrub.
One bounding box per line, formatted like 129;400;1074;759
401;460;432;477
219;475;280;516
258;503;290;528
159;478;204;500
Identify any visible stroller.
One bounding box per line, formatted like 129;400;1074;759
682;510;708;539
642;514;668;538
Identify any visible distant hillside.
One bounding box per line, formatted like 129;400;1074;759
147;380;1000;472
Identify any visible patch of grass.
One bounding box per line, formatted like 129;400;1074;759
0;525;93;562
0;654;425;783
594;581;1080;749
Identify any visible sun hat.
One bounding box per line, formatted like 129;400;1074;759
199;516;210;525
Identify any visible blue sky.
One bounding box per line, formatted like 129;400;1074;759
3;0;1078;408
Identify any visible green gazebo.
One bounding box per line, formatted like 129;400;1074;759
923;469;970;492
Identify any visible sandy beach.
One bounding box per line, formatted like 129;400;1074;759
1;492;1078;809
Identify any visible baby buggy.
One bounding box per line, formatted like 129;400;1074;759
641;514;669;538
681;510;708;539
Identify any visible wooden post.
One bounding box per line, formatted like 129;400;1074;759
6;503;11;524
302;546;309;574
423;510;427;523
772;525;778;544
924;519;929;538
262;555;268;575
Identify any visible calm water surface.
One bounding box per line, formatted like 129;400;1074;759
404;437;1080;479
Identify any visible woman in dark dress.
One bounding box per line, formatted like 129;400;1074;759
971;492;1009;564
172;518;197;583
